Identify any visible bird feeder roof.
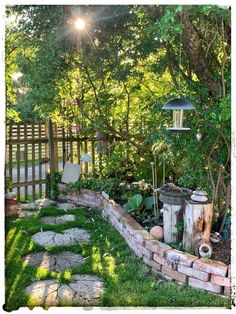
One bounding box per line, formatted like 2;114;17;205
162;97;195;110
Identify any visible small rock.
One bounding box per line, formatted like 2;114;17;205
56;203;76;210
35;198;56;208
193;190;208;196
191;194;208;202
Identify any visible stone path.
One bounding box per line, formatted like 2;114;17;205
32;228;91;247
23;200;105;306
40;214;75;225
23;251;85;272
26;275;105;306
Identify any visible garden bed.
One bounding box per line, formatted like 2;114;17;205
57;184;231;297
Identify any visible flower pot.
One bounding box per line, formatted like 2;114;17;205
158;188;192;205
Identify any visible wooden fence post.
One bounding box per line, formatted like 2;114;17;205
46;119;56;178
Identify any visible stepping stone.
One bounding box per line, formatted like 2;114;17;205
40;214;75;225
26;275;104;306
31;228;90;247
23;251;84;272
56;203;76;210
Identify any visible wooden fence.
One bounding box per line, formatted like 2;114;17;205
5;120;111;202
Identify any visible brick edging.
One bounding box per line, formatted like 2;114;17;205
57;184;231;297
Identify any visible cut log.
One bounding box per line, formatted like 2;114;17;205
183;201;213;250
194;240;213;258
162;204;182;243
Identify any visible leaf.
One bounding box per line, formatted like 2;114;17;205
144;196;154;209
124;202;132;212
129;194;142;209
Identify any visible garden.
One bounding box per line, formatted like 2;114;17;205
5;4;231;310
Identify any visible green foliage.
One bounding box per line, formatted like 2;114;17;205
46;171;62;200
123;193;154;218
6;4;231;216
124;194;143;213
144;196;154;210
5;176;13;191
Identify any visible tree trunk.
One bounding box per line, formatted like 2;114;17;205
183;201;213;250
162;204;183;244
181;10;220;97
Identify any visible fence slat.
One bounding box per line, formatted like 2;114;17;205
77;137;81;165
24;123;28;200
85;140;88;177
8;122;13;186
69;128;73;163
62;128;66;167
54;124;58;171
38;123;42;198
91;140;95;175
31;123;36;200
16;124;21;201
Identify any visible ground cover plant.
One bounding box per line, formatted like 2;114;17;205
5;206;230;310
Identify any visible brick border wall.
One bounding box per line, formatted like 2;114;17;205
58;184;231;297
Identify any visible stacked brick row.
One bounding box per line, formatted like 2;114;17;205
58;184;231;297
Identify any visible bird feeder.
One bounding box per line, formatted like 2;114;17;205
162;97;195;132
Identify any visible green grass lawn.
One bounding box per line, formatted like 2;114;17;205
5;206;230;310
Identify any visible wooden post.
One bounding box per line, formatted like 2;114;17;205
162;204;182;243
62;127;66;167
38;123;42;198
47;119;56;177
69;128;73;162
183;200;213;250
16;124;21;201
31;122;36;200
91;140;95;175
8;122;13;188
84;140;88;177
53;124;58;171
24;123;28;200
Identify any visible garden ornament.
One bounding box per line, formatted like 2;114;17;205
81;153;92;163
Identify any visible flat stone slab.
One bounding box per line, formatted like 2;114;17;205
26;275;104;306
20;199;56;211
31;228;90;247
40;214;75;225
61;162;81;184
19;210;40;218
56;203;76;210
23;251;84;272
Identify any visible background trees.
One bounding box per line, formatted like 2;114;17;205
5;5;231;216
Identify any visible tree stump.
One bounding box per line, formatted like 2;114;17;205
163;204;183;243
183;200;213;250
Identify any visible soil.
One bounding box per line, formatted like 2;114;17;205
211;239;231;265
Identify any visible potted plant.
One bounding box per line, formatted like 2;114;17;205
5;177;18;217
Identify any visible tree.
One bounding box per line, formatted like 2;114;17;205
6;4;231;218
